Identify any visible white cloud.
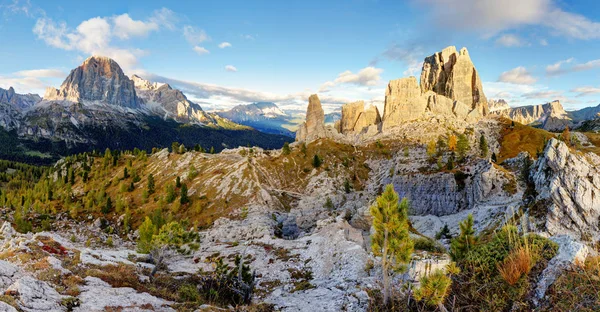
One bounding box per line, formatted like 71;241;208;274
242;34;255;40
522;90;562;99
571;86;600;97
218;42;232;48
497;66;537;85
495;34;524;47
32;9;176;71
415;0;600;40
320;66;383;92
193;46;209;55
112;14;159;39
183;25;209;45
14;69;65;78
225;65;237;72
545;57;600;76
539;38;548;46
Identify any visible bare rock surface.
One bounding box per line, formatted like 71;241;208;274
74;277;175;312
44;56;140;108
531;138;600;240
6;276;65;312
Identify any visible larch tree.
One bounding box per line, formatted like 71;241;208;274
456;134;469;160
448;135;457;152
370;184;414;306
479;134;488;158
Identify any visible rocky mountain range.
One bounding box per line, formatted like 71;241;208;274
216;102;295;136
0;56;291;163
1;45;600;311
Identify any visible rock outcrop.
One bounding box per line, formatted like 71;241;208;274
381;46;488;130
44;56;140;108
488;99;510;112
296;94;328;142
420;46;489;115
131;75;214;124
339;101;381;134
531;138;600;240
492;100;570;131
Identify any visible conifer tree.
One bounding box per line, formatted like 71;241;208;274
479;134;488;158
457;134;469;160
166;184;176;203
176;176;181;188
180;183;189;205
282;142;291;155
312;154;322;168
450;214;477;261
370;184;413;306
147;174;155;194
210;147;215;154
103;196;112;214
123;167;129;179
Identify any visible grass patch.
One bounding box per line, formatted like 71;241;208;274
497;118;555;163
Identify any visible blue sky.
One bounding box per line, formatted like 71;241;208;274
1;0;600;112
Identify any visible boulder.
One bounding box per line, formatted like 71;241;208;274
6;276;65;312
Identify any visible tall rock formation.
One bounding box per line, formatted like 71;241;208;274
381;46;489;130
420;46;489;115
339;101;381;134
44;56;140;108
296;94;327;142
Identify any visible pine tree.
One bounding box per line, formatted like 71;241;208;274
176;176;181;188
450;214;478;261
180;183;189;205
403;146;409;158
128;181;135;192
457;134;469;160
171;142;180;153
344;179;352;194
370;184;413;306
282;142;291;155
479;134;488;158
147;174;155;194
103;196;112;214
179;144;186;154
166;184;176;203
123;167;129;179
312;154;322;168
210;147;215;154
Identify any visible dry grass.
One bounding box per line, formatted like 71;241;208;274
497;246;532;285
497;118;555;163
581;132;600;156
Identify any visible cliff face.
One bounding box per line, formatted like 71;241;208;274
420;46;489;115
531;138;600;240
44;56;140;108
381;46;489;130
339;101;381;134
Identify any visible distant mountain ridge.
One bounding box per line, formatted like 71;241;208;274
216;102;295;136
0;56;291;163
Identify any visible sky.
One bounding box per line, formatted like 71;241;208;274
1;0;600;113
